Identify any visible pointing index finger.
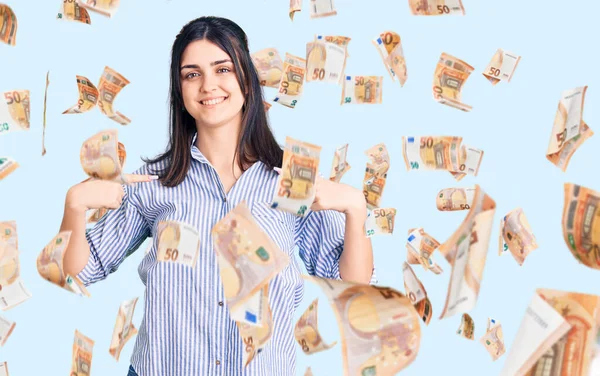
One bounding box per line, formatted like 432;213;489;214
122;174;159;184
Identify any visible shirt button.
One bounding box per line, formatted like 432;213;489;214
216;360;221;366
218;301;224;306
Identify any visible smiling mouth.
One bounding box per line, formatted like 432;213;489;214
200;96;228;105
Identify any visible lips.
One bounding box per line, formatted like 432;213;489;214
199;96;228;105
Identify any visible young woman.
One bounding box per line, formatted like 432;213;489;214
60;16;376;376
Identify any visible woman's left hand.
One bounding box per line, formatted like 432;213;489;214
310;176;367;217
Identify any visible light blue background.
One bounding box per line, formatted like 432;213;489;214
1;0;599;375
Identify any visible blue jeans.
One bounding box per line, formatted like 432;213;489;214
127;365;138;376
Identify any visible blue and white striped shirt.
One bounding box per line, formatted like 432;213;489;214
77;133;377;376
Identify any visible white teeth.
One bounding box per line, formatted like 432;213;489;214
201;97;226;105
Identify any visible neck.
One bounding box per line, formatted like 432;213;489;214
195;119;243;175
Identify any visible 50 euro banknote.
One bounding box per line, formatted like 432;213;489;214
432;53;473;111
0;90;30;135
562;183;600;270
547;86;593;172
306;35;350;85
271;136;321;216
402;136;484;181
408;0;465;15
341;76;383;105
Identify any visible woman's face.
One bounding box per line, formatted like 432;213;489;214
179;39;245;130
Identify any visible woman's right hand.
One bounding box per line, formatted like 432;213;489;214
66;173;157;212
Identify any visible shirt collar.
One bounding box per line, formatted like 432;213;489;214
190;132;211;165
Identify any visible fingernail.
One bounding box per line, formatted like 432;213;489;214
149;175;159;180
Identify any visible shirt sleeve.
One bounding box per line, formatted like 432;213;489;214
295;209;377;284
76;178;151;287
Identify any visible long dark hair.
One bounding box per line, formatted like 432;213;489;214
142;16;283;187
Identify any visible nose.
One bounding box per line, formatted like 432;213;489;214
200;72;218;93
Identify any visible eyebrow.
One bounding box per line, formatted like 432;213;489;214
180;59;232;71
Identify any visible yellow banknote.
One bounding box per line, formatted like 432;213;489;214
77;0;119;17
156;221;200;268
305;276;422;375
342;76;383;105
480;318;505;361
433;53;474;111
36;232;90;297
71;330;94;376
409;0;465;15
438;185;496;319
109;298;139;361
365;208;396;237
236;284;273;367
436;187;476;211
499;208;538;265
0;4;17;46
0;157;18;181
547;86;593;171
273;53;306;108
406;227;443;274
57;0;91;24
483;49;521;85
457;313;474;340
310;0;337;18
252;48;284;88
97;66;131;125
306;35;350;84
329;143;350;183
562;183;600;270
0;315;15;346
212;202;290;313
271;136;321;216
373;31;407;86
295;299;337;355
0;90;30;134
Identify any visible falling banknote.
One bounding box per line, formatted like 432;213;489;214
437;185;496;319
252;48;284;88
501;289;600;376
432;53;474;112
408;0;465;15
71;330;94;376
0;239;32;310
305;276;422;375
499;208;538;265
273;53;306;108
372;31;407;87
403;262;433;325
480;318;505;361
76;0;120;17
310;0;337;18
546;86;593;172
212;202;290;314
0;157;18;181
295;298;337;355
80;129;128;183
456;313;474;340
402;136;484;181
36;231;90;297
306;35;350;85
482;49;521;85
562;183;600;270
63;66;131;125
271;136;321;216
365;208;396;237
0;362;7;376
341;76;383;105
289;0;302;20
156;221;200;268
0;221;17;250
237;285;274;367
0;315;15;347
406;228;444;274
0;4;17;46
109;297;139;361
42;71;50;156
363;143;390;209
0;90;30;135
329;143;351;183
57;0;91;24
437;187;475;211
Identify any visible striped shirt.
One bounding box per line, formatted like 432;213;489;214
77;133;377;376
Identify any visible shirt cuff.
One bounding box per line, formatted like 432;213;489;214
74;229;106;287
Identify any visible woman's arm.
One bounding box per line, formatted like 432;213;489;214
309;177;375;284
60;196;92;277
339;206;374;284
